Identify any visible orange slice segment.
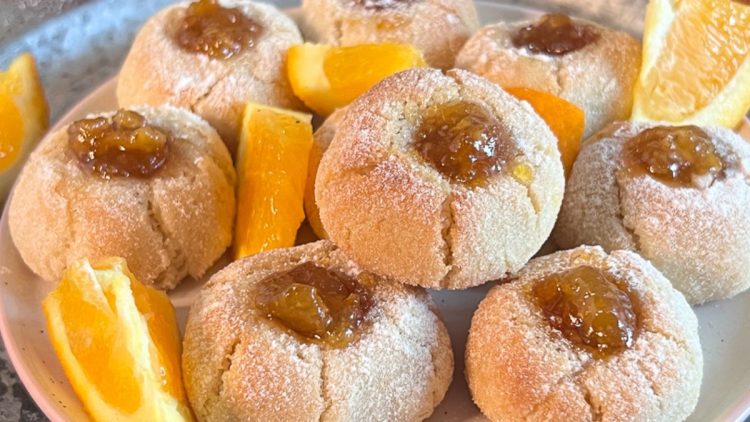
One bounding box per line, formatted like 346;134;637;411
287;43;426;116
287;44;339;116
505;87;585;177
631;0;750;127
42;258;192;421
0;94;24;171
234;103;313;260
323;43;427;105
0;53;48;180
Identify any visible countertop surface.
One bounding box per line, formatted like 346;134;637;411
0;0;646;420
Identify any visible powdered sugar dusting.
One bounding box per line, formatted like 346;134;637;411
7;105;234;290
317;68;563;289
467;246;702;421
557;121;750;304
182;241;452;421
455;17;640;138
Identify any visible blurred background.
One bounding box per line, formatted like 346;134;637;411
0;0;647;420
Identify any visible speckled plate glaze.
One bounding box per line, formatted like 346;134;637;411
1;2;749;422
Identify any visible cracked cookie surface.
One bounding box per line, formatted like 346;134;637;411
315;68;564;289
8;105;235;290
465;246;702;422
455;16;640;138
116;0;304;154
554;121;750;304
182;240;453;421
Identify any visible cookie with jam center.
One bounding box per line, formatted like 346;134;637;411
182;240;453;421
8;105;235;290
456;14;641;138
298;0;479;69
315;68;564;289
117;0;304;154
466;246;702;422
554;121;750;305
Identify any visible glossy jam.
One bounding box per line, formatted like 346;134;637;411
623;125;723;187
175;0;263;60
512;14;600;56
255;263;373;349
533;265;638;358
414;101;516;186
354;0;414;10
67;110;170;179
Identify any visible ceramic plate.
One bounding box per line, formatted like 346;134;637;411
1;3;749;422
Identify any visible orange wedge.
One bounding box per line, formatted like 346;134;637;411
287;43;426;116
42;258;192;422
287;44;339;116
0;53;48;198
631;0;750;127
234;103;313;260
505;87;585;177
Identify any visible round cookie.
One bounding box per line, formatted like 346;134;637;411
299;0;479;69
182;240;453;421
466;246;702;422
316;68;564;289
455;14;640;138
554;121;750;305
8;105;235;290
117;0;304;154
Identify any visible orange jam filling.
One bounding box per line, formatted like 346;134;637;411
533;265;638;358
255;262;373;349
623;125;723;187
512;14;600;56
175;0;264;60
414;101;517;186
67;110;170;179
